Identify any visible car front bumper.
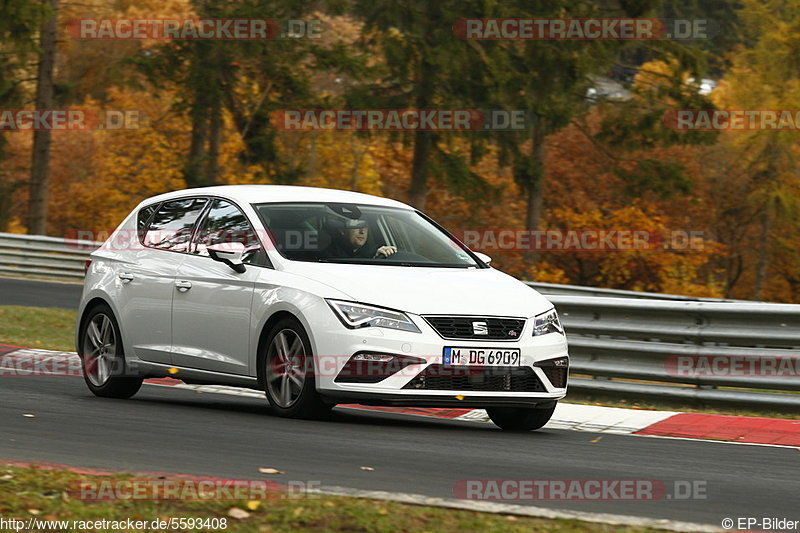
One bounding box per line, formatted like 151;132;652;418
309;310;569;406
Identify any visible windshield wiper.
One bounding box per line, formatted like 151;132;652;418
310;258;471;268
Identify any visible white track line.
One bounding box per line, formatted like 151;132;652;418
312;485;724;532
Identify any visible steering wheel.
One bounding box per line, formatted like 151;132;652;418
377;250;431;262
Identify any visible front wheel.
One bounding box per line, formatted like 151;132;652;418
487;404;557;431
261;318;333;419
80;304;143;399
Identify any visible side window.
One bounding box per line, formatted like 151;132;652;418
193;199;265;265
137;203;158;244
144;198;208;252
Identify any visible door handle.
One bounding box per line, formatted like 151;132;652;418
175;280;192;291
118;272;134;282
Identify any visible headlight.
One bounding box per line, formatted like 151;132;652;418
533;308;563;336
327;300;421;333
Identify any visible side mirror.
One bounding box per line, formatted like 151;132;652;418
474;251;492;265
207;242;247;273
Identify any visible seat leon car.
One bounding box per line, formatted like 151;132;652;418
76;185;569;430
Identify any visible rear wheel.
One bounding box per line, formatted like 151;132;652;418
80;304;143;399
261;318;332;419
487;404;557;431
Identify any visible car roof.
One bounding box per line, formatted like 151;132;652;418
138;185;413;210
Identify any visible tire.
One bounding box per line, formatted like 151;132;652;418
80;304;143;399
261;317;333;419
487;404;557;431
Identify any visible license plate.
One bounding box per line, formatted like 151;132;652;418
443;347;521;367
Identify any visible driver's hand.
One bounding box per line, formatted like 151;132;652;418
375;246;398;258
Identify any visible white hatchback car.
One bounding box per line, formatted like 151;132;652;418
77;185;569;430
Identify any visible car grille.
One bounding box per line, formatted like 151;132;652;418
403;365;546;392
423;316;526;341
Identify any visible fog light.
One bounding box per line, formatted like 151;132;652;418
335;352;425;384
352;354;395;362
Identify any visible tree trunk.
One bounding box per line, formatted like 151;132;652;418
407;4;438;210
205;96;222;185
0;176;16;232
350;136;365;191
27;0;58;235
184;43;225;189
523;116;547;265
408;130;432;209
753;207;771;300
184;104;208;188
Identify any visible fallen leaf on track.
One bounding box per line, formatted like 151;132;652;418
228;507;250;520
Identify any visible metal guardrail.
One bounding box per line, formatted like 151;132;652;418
526;281;754;302
0;232;100;281
1;231;798;408
550;295;800;409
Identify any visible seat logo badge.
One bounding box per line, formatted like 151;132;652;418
472;321;489;335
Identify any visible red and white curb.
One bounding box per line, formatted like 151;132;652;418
2;345;799;448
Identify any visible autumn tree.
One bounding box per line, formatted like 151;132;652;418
134;0;345;187
348;0;501;210
699;0;800;300
27;0;59;235
0;1;50;232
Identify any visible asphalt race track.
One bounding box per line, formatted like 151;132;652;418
1;277;797;528
0;277;83;309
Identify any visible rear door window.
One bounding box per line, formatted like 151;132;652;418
192;199;266;265
137;203;159;243
144;198;208;252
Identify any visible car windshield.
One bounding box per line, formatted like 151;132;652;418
252;202;480;268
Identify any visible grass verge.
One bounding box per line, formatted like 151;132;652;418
0;305;796;419
0;464;663;533
0;306;76;352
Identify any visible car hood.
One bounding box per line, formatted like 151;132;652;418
286;262;554;317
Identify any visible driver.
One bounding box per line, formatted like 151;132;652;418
327;219;397;258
